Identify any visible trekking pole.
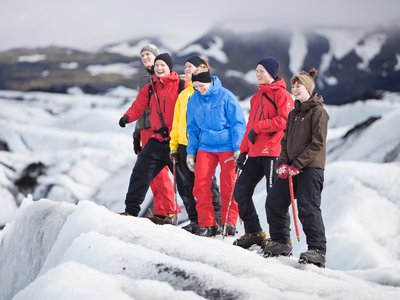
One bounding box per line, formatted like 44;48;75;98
173;158;178;222
288;175;300;242
223;168;241;238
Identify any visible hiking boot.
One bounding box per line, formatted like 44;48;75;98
165;213;178;225
299;250;326;267
182;222;200;234
233;231;267;249
224;224;237;236
197;226;218;237
263;239;293;257
118;212;133;216
148;215;168;225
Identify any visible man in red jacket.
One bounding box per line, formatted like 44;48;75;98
119;53;186;222
232;57;293;248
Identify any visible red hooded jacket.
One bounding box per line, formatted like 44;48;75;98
240;77;293;157
123;71;182;142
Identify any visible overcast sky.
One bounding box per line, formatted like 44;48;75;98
1;0;399;52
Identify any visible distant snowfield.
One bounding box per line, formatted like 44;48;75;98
0;89;400;299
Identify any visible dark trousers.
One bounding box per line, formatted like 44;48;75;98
177;144;221;224
235;156;278;233
125;139;190;216
265;167;327;254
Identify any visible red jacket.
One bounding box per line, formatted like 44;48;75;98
123;71;181;142
240;77;293;157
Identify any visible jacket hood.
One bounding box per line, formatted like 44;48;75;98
295;92;324;111
258;76;287;92
153;70;179;84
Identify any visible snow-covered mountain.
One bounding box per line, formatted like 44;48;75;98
0;88;400;299
1;22;400;104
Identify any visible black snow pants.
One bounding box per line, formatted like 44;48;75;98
265;167;327;254
234;156;278;233
177;144;222;224
125;138;193;216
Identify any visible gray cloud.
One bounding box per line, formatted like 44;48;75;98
1;0;399;51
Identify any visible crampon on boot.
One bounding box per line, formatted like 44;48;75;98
197;226;218;237
233;231;267;249
299;249;326;268
182;222;200;234
263;239;293;258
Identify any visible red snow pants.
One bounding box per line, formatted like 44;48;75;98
193;151;238;228
141;128;181;215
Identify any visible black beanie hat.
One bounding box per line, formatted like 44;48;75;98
186;56;205;68
257;56;279;79
154;53;173;71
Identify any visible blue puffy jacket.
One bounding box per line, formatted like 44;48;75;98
186;76;246;155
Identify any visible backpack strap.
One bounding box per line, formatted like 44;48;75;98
262;92;278;113
178;79;186;94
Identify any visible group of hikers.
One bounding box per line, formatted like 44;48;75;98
118;43;329;267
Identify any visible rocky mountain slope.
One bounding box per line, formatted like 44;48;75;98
1;23;399;104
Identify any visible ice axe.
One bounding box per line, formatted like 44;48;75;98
288;175;300;242
173;158;178;223
223;168;241;238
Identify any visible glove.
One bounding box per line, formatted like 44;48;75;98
186;154;196;172
288;165;300;177
169;150;180;162
236;152;247;171
133;137;142;154
234;151;240;160
277;163;289;179
119;116;130;128
247;128;258;144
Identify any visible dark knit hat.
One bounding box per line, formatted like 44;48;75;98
186;56;205;68
140;44;160;57
154;53;173;71
257;56;280;79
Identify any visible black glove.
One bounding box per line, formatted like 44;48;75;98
236;152;247;171
157;126;169;139
119;116;130;128
169;150;180;162
247;128;258;144
133;137;142;154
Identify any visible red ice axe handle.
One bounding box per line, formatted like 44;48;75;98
289;175;300;242
173;159;178;219
223;169;241;238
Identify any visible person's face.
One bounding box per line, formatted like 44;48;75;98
154;60;171;78
184;62;197;80
141;51;156;69
256;64;274;85
291;81;310;103
193;81;212;95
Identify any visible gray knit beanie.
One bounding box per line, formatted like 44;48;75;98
140;44;160;57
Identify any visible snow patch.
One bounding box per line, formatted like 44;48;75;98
86;63;139;78
176;35;228;64
59;62;79;69
288;30;308;75
17;54;47;63
394;53;400;71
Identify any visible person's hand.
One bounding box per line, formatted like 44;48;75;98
234;151;240;160
133;137;141;154
277;163;289;179
170;150;180;162
288;165;300;177
235;152;247;171
247;128;258;144
119;116;130;128
158;126;169;139
186;154;196;172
